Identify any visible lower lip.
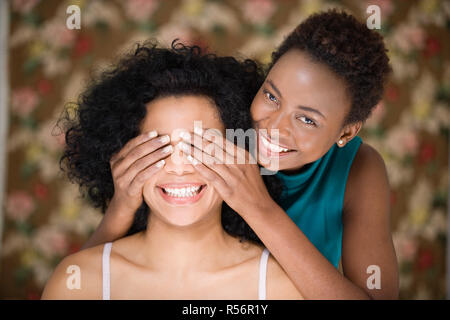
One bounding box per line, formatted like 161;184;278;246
157;186;207;205
258;135;295;158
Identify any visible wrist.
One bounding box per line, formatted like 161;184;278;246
101;200;136;234
246;198;281;219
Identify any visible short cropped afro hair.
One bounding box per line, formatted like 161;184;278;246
270;9;392;126
59;40;282;244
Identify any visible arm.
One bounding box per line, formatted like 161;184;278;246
245;203;371;299
340;143;399;299
182;131;398;299
81;200;135;250
244;144;398;299
81;131;172;250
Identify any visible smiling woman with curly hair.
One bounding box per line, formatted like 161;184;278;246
42;40;303;299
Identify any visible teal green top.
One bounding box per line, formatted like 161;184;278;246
275;136;363;268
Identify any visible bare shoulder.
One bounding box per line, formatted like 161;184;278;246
350;142;387;177
41;243;105;300
344;142;389;210
266;253;304;300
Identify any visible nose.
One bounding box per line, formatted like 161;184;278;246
163;143;196;175
267;110;291;138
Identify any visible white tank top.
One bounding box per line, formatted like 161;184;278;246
101;241;270;300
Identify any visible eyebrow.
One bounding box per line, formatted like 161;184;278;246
296;106;326;119
267;79;283;98
266;79;326;120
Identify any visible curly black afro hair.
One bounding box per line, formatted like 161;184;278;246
59;40;282;245
270;9;392;126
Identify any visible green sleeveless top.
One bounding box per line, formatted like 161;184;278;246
275;136;362;268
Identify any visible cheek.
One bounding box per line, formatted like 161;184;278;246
142;180;160;208
142;184;154;205
250;96;267;121
291;126;321;149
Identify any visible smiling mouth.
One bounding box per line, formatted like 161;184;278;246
161;185;205;197
157;183;207;205
259;133;295;156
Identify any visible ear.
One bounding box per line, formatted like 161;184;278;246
336;121;362;147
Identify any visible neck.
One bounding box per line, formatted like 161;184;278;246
137;208;240;276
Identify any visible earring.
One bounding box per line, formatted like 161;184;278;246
338;139;344;146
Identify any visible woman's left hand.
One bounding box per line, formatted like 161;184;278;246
177;128;277;218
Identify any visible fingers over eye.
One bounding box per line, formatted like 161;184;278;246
111;130;158;163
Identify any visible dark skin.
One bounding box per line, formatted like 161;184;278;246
82;49;399;299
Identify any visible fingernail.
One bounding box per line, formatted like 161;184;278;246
159;135;170;144
156;159;165;167
187;155;199;165
147;130;157;139
194;126;203;136
180;131;191;141
162;145;173;153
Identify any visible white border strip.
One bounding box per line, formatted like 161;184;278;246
0;0;10;258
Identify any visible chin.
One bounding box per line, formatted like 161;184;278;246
159;208;207;227
143;185;221;228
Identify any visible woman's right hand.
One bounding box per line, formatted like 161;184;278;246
82;130;173;250
109;130;173;212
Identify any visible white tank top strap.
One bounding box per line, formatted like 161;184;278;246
102;242;113;300
258;247;270;300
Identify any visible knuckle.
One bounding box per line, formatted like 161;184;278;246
133;157;146;171
128;148;141;160
116;179;127;191
126;188;136;197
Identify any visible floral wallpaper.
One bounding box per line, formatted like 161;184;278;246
1;0;448;299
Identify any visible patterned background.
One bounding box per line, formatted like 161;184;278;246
0;0;448;299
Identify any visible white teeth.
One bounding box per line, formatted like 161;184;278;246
162;186;201;197
261;135;290;153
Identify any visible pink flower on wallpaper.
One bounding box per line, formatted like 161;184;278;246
12;0;40;14
402;131;420;155
11;87;39;117
34;226;69;257
6;190;36;222
124;0;160;22
386;127;419;158
242;0;276;25
394;233;418;262
41;20;77;49
393;24;426;53
402;240;418;262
